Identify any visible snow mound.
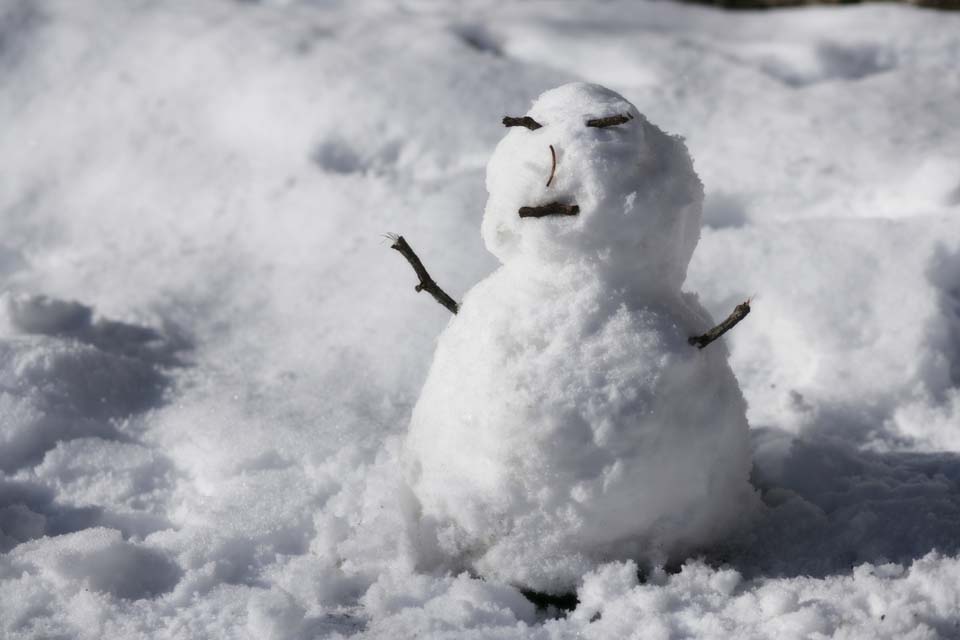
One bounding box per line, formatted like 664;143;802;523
567;553;960;640
8;528;181;600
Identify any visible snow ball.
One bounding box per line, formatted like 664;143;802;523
406;264;758;592
481;82;703;291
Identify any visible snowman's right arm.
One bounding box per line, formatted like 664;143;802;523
387;234;459;315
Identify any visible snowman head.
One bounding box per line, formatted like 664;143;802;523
481;83;704;292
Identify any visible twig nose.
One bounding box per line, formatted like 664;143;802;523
546;145;557;188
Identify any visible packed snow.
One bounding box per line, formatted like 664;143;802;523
1;1;960;638
407;83;758;593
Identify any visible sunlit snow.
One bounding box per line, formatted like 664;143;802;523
1;1;959;638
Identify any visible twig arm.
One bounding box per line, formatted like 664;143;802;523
688;300;751;349
388;235;459;315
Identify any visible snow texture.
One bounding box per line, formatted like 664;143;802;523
407;83;757;593
480;84;702;292
1;0;960;638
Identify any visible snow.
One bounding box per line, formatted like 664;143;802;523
480;83;702;292
407;263;758;592
408;83;756;592
1;0;959;638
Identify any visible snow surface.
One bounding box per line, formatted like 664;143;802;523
1;0;959;638
407;82;757;592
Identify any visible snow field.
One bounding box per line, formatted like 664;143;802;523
1;0;959;638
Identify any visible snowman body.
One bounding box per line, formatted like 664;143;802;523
405;84;757;593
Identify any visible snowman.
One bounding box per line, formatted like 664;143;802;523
394;83;758;593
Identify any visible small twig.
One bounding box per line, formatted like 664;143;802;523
503;116;543;130
586;113;633;128
546;145;557;188
518;202;580;218
688;299;751;349
388;235;459;315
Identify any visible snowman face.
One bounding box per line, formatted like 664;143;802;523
480;83;703;291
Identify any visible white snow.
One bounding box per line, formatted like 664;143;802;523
1;0;960;638
407;83;757;592
479;83;702;292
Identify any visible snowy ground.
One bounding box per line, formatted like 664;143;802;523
1;1;959;638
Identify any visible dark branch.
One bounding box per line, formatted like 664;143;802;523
546;145;557;188
688;300;751;349
518;202;580;218
503;116;543;130
388;235;459;315
586;113;633;128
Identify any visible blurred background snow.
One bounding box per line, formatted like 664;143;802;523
1;0;959;638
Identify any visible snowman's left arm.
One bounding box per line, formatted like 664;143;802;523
387;234;460;315
688;300;751;349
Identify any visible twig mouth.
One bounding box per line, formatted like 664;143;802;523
518;202;580;218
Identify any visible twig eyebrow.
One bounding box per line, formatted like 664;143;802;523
502;116;542;130
586;113;634;128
